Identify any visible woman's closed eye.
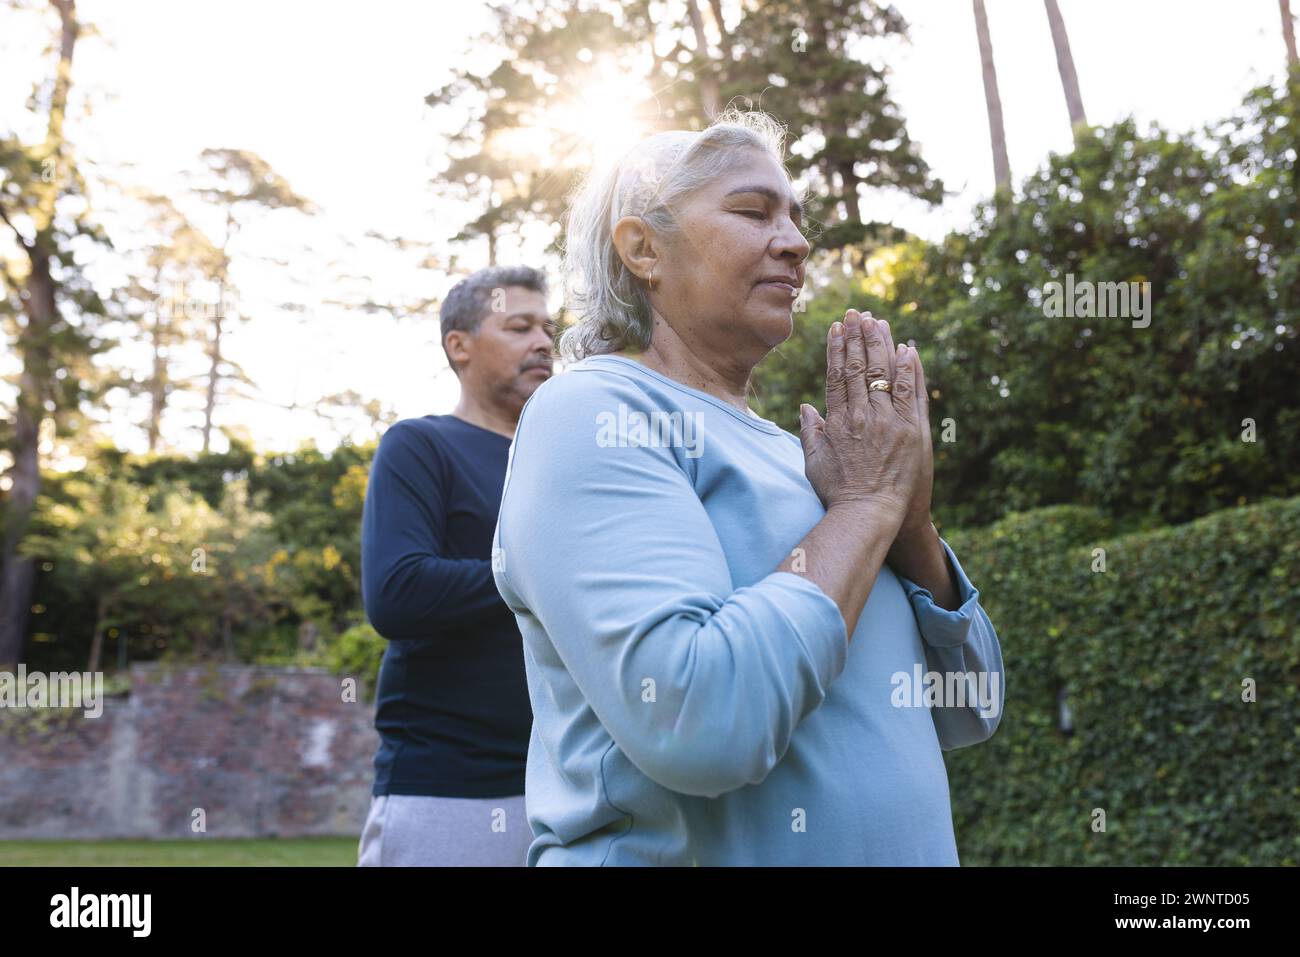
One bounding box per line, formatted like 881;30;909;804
735;209;768;220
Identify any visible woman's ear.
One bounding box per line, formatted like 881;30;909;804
611;215;657;283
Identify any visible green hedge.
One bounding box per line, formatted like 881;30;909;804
942;496;1300;865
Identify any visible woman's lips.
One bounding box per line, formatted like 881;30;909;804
757;280;798;297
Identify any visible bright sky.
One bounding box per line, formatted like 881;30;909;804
1;0;1291;456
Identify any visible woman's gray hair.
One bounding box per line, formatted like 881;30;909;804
558;108;794;361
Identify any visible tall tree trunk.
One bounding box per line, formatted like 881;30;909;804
973;0;1012;196
1044;0;1088;138
707;0;728;43
202;211;234;453
202;304;223;453
0;0;79;668
1283;0;1299;71
837;163;863;226
685;0;720;117
0;255;53;669
147;266;168;452
88;594;108;674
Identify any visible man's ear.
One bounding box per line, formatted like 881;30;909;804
612;215;658;283
444;329;472;373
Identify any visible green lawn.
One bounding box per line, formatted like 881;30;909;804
0;837;359;866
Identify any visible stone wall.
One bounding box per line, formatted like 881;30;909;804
0;664;378;840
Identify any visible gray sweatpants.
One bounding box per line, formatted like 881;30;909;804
356;793;532;867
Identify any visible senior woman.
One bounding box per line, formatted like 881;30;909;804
492;109;1004;866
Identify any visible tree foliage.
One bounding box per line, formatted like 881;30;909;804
754;80;1300;529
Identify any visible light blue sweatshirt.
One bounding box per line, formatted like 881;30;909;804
492;354;1004;866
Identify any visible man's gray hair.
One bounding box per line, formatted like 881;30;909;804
558;108;794;362
439;265;549;374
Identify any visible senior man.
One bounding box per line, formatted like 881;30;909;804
357;265;555;866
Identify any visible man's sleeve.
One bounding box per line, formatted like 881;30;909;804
494;372;850;799
896;539;1005;750
361;420;506;640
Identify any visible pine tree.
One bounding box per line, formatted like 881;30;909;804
0;0;108;667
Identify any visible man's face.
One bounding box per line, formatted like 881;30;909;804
448;285;555;410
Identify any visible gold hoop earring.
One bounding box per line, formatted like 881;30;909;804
648;267;655;291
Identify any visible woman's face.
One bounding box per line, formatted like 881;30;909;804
651;147;810;360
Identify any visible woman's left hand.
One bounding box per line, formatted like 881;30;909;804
851;309;934;537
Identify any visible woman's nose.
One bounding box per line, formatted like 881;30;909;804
775;216;811;259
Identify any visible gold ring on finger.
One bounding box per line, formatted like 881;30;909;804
867;378;892;392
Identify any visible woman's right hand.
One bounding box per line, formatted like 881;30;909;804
797;310;925;526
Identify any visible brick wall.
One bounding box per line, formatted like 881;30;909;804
0;664;378;840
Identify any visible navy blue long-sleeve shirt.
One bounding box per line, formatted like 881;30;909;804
361;414;531;798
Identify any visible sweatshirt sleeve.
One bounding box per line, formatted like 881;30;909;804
493;371;850;799
361;419;507;640
896;538;1005;750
